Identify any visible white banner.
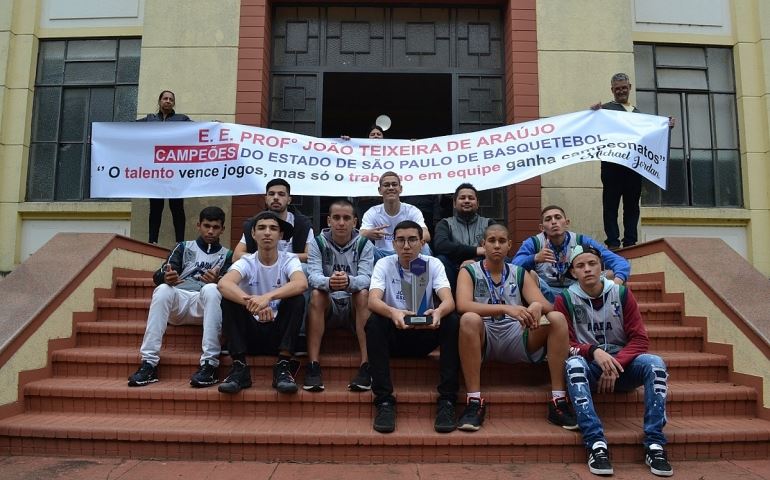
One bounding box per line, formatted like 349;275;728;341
90;109;669;198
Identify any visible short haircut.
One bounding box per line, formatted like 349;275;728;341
393;220;423;239
611;73;630;83
379;171;401;186
483;223;508;238
541;205;566;220
329;198;357;217
453;182;478;200
369;124;384;136
199;206;225;224
157;90;175;102
266;178;291;195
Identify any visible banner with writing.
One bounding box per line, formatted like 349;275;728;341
90;109;669;198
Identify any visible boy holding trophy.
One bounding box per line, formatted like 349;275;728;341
365;220;460;434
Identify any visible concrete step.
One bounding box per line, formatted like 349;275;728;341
22;377;757;419
50;347;729;384
75;320;703;353
0;413;767;463
626;280;664;303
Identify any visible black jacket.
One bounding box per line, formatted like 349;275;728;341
242;205;312;254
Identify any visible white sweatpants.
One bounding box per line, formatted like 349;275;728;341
139;283;222;367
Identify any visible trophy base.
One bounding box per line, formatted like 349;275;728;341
404;314;433;326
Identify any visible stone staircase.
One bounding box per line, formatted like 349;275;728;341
0;272;769;463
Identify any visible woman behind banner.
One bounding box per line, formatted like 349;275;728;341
137;90;192;244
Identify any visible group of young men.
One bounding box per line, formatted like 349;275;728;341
126;170;672;477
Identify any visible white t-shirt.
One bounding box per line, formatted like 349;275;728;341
230;250;303;317
361;202;427;250
239;211;314;254
369;254;449;311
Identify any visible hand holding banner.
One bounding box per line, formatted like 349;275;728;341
91;109;670;198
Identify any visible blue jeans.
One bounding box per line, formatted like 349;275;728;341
538;277;566;304
565;353;668;449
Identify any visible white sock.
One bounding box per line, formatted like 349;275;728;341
648;444;663;450
466;392;481;401
552;390;567;400
592;441;608;450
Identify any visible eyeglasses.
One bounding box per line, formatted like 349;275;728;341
394;237;421;246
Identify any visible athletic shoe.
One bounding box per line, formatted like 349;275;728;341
189;361;218;388
273;359;299;393
302;361;325;392
348;362;372;391
587;441;614;476
128;361;158;387
548;396;578;430
645;444;673;477
434;399;457;433
457;397;486;432
218;360;252;394
373;402;396;433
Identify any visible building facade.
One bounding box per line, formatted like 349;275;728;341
1;0;769;275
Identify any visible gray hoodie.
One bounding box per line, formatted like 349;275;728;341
307;228;374;296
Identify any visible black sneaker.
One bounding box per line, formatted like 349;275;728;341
373;402;396;433
273;359;299;394
548;396;578;430
189;361;218;388
434;399;456;433
457;397;486;432
128;361;158;387
645;444;673;477
218;360;252;394
348;362;372;391
587;441;614;476
302;361;324;392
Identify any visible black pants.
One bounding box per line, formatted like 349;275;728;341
148;198;185;243
601;163;642;248
221;295;305;357
365;311;460;406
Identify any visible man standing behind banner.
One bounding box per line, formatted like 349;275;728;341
433;183;495;290
591;73;674;249
233;178;313;262
360;171;431;262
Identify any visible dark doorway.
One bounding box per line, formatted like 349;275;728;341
321;72;454;232
322;72;452;140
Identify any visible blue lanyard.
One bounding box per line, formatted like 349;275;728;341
480;260;509;305
547;232;571;281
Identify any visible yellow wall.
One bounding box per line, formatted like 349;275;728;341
536;0;634;242
0;0;39;272
130;0;240;247
536;0;770;276
0;0;241;272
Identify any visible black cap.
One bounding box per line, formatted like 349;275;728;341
250;211;294;241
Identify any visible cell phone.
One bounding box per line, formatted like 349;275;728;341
404;314;433;326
